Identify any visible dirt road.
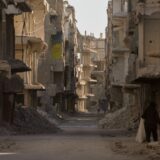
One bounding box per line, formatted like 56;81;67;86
0;113;153;160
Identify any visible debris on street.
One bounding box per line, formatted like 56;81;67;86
0;106;61;135
98;107;139;130
111;139;160;160
12;106;61;134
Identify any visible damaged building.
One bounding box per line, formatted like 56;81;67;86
0;0;31;124
104;0;160;129
76;45;97;112
38;0;65;112
14;0;49;108
0;0;78;124
90;35;106;112
63;1;78;112
75;33;106;113
38;0;78;113
129;0;160;112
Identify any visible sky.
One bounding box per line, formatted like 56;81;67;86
68;0;109;38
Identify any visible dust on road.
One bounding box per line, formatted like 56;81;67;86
0;113;158;160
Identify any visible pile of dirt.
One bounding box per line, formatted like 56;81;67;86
99;107;139;130
12;106;61;134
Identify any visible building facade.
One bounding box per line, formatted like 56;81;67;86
105;0;141;128
0;0;31;123
38;0;78;113
63;1;78;112
14;0;49;108
105;0;160;128
90;36;106;112
76;34;98;112
130;0;160;112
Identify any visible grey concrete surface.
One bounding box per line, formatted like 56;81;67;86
0;113;145;160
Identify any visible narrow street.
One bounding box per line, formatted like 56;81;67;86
1;0;160;160
0;114;147;160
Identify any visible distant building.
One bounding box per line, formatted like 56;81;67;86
76;34;103;112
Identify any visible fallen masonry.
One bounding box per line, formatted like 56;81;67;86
0;106;61;135
98;107;139;130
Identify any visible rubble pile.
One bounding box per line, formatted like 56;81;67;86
12;106;60;134
99;107;139;130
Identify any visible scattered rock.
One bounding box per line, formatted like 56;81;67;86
99;107;139;130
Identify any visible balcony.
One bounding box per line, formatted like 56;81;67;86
111;82;140;89
8;59;31;73
16;36;47;51
82;63;97;68
134;65;160;83
82;47;97;54
92;70;104;76
135;0;160;19
112;48;130;54
86;93;95;97
125;54;160;83
24;83;45;90
88;78;97;84
79;95;88;100
113;12;128;18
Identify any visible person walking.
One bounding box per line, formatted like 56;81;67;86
142;102;160;142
